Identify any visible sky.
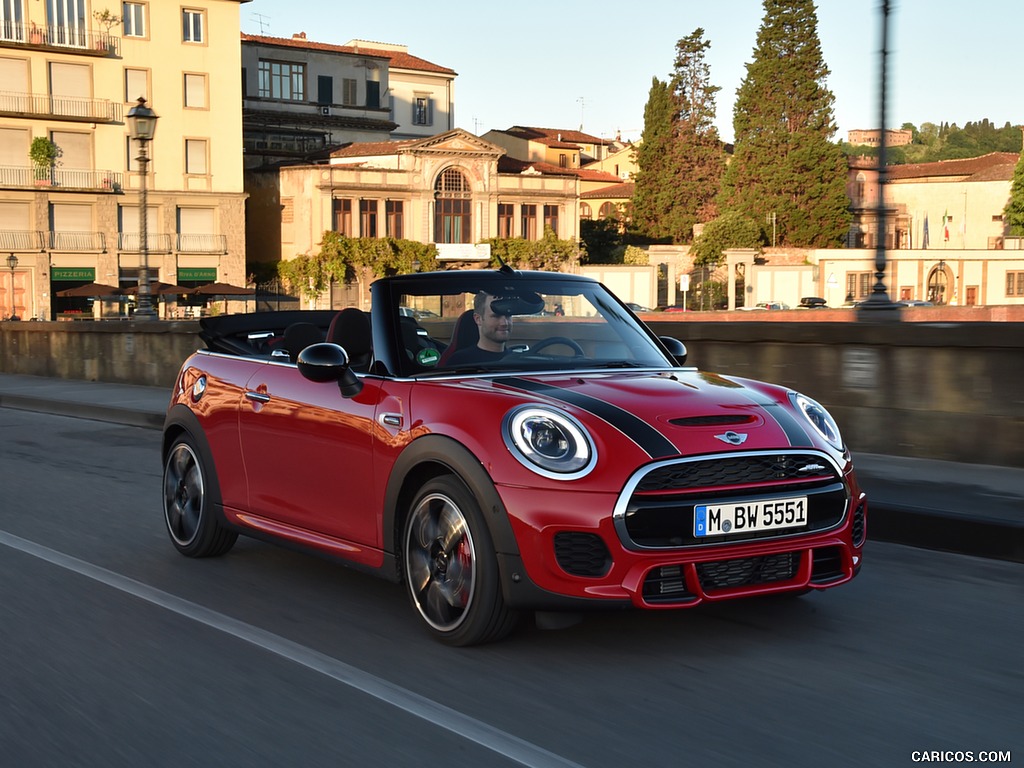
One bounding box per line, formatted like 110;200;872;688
240;0;1024;146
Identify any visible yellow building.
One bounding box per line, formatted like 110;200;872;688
0;0;248;320
250;129;580;308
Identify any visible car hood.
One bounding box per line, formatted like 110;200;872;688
475;369;829;460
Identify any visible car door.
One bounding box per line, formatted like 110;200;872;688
237;363;381;548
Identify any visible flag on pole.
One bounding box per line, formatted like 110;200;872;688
943;209;950;242
923;215;930;248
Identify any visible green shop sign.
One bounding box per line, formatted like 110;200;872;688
51;267;96;281
177;268;217;282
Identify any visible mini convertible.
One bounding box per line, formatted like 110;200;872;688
162;268;867;645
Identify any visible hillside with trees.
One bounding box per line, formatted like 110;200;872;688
842;120;1023;164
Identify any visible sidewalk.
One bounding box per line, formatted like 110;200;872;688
0;372;1021;563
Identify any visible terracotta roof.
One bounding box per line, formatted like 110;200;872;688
885;152;1019;181
329;139;419;158
581;182;635;199
507;126;613;146
496;157;578;176
575;168;622;183
241;33;456;75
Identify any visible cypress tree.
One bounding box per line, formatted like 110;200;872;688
1006;149;1024;236
719;0;851;247
632;29;726;244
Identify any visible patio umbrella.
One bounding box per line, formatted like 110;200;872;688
55;283;122;297
122;281;192;296
190;282;255;296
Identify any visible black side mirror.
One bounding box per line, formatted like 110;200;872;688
658;336;688;366
297;343;363;397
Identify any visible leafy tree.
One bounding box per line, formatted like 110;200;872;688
631;30;726;245
689;210;763;267
579;218;624;264
483;228;582;272
1006;151;1024;236
719;0;851;248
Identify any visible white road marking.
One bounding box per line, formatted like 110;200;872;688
0;530;587;768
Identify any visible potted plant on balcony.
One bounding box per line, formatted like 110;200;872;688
92;8;120;52
29;137;60;185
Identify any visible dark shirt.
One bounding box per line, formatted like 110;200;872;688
445;345;507;367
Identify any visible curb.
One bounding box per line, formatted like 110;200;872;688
0;394;165;430
868;503;1024;563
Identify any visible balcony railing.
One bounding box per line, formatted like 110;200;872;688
0;90;122;122
118;232;173;253
177;234;227;254
0;230;47;250
0;21;120;56
49;230;106;251
0;165;123;190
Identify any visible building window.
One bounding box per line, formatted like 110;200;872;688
333;198;352;236
185;138;208;175
1007;272;1024;297
359;199;377;238
497;203;513;238
122;2;145;37
342;78;357;106
434;168;470;244
413;95;432;126
558;153;567;168
521;204;537;240
598;202;616;219
846;271;873;301
543;204;558;236
258;60;305;101
580;202;592;220
182;8;204;43
385;200;403;239
125;68;148;102
183;73;207;109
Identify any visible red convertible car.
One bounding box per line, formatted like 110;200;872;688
162;268;866;645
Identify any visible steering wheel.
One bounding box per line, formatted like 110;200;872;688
529;336;585;357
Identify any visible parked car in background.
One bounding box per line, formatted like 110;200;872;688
162;268;866;645
798;297;828;309
626;302;651;313
896;300;934;307
756;301;790;310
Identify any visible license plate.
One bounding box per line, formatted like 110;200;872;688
695;496;808;537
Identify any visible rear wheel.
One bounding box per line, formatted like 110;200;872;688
403;476;518;646
163;434;237;557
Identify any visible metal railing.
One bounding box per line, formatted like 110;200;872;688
0;21;120;56
0;230;46;250
0;165;123;190
117;232;173;253
49;231;106;251
177;234;227;254
0;90;121;121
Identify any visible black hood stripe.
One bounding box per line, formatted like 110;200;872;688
495;377;678;459
740;391;813;447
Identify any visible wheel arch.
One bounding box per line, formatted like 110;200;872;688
382;435;521;573
162;404;225;519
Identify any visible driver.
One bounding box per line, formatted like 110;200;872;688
445;291;512;366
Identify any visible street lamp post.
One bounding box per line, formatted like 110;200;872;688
5;253;17;320
127;97;159;321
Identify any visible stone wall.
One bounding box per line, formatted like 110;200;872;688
2;318;1022;468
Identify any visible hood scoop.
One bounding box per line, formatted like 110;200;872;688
669;414;757;428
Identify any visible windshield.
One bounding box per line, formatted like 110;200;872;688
388;273;672;377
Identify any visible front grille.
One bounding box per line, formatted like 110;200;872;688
617;451;849;549
642;565;697;604
851;500;866;547
636;453;839;492
696;551;798;592
554;532;611;577
810;546;845;584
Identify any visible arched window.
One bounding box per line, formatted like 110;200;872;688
927;263;948;305
434;168;471;244
856;172;866;205
598;202;617;219
580;202;592;220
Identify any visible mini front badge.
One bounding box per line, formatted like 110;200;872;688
714;431;748;446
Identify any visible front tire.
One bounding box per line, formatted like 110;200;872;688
163;434;237;557
403;476;518;646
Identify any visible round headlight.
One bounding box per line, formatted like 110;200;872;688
503;406;596;480
792;393;843;450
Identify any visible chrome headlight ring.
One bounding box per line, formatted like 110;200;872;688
791;392;844;450
502;405;597;481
